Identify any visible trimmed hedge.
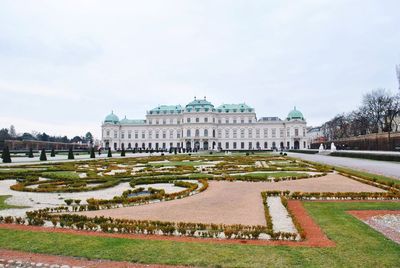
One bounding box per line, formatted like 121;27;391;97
288;150;318;154
330;151;400;162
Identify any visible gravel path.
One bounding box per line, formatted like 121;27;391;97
77;174;384;226
267;197;297;233
287;153;400;179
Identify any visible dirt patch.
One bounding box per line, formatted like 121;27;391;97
0;248;185;268
76;175;384;226
0;200;334;247
348;210;400;244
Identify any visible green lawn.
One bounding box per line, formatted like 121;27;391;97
0;195;27;210
0;202;399;267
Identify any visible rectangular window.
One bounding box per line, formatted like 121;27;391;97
225;129;229;138
233;142;237;149
156;132;159;139
225;142;229;149
177;132;181;138
225;118;229;124
163;119;166;125
241;142;245;149
233;129;237;138
241;118;245;123
272;129;276;138
218;142;222;149
121;132;125;139
187;118;191;123
240;129;245;138
142;132;145;139
162;131;166;139
106;130;110;137
156;120;159;125
248;142;252;149
233;118;237;124
256;129;260;138
248;129;253;138
196;118;199;123
128;133;131;139
218;130;222;138
114;131;117;139
204;117;208;123
295;128;299;136
264;129;268;138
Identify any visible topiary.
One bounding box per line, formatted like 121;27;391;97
90;147;95;158
28;148;34;158
39;148;47;161
50;148;56;157
68;147;74;160
1;146;11;163
121;147;126;157
108;148;112;157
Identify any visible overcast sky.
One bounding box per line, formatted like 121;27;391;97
0;0;399;139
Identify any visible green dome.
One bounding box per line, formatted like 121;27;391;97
104;111;119;124
185;97;214;111
287;107;305;121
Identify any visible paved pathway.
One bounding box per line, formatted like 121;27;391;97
287;153;400;180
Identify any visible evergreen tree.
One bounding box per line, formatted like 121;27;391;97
107;147;112;157
68;147;74;160
28;148;34;158
121;147;126;157
39;148;47;161
50;148;55;157
1;146;11;163
90;147;95;158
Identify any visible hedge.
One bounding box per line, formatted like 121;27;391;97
330;152;400;162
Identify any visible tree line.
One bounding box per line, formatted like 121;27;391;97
0;126;93;144
322;89;400;140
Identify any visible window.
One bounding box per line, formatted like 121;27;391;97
272;129;276;138
218;129;222;138
121;132;125;139
248;142;252;149
162;131;166;139
187;129;191;137
187;118;191;123
233;129;237;138
149;131;152;139
169;130;173;139
304;141;306;148
155;131;159;139
233;142;237;149
295;128;299;136
225;142;229;149
241;118;244;124
241;142;245;149
163;119;166;125
248;118;252;123
218;119;221;124
106;130;110;137
287;129;290;138
263;129;268;138
248;129;253;138
177;131;181;138
225;129;230;138
233;118;237;124
135;131;138;139
128;132;131;139
213;129;216;137
195;129;200;137
196;118;199;123
204;129;208;137
256;129;260;138
240;129;245;138
225;118;229;124
264;142;268;149
218;142;222;149
114;131;117;139
204;117;208;123
149;120;152;125
156;120;159;125
303;129;306;137
141;132;145;139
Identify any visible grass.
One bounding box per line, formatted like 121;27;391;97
149;161;208;167
0;195;27;210
0;202;399;267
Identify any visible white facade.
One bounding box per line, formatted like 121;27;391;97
101;98;308;151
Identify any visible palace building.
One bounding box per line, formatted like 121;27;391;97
101;97;307;151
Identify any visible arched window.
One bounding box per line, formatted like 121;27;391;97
212;129;216;138
127;143;131;149
204;129;208;137
272;142;276;149
187;129;191;137
264;142;268;149
195;129;200;137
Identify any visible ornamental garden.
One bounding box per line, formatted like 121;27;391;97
0;153;399;266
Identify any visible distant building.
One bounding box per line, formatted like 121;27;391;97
101;97;308;151
307;126;326;148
